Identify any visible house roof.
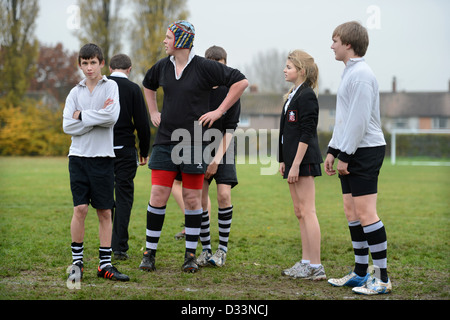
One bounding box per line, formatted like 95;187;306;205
380;92;450;117
240;91;450;117
240;93;284;115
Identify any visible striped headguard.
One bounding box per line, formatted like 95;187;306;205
168;20;195;49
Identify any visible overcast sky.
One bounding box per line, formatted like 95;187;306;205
35;0;450;93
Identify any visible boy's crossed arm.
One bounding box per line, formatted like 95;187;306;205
72;98;114;119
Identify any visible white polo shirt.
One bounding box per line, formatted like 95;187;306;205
328;58;385;159
63;76;120;157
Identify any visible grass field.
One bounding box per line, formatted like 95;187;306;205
0;156;449;303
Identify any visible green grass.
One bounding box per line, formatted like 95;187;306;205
0;156;449;301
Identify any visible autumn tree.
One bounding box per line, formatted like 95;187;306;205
29;43;81;103
75;0;125;75
0;0;39;106
0;98;70;156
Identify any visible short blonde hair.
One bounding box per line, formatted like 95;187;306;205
333;21;369;57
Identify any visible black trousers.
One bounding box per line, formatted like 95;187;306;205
112;147;138;253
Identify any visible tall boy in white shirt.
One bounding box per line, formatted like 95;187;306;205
63;43;129;282
324;21;391;295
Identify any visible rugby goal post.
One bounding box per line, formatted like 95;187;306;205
390;129;450;165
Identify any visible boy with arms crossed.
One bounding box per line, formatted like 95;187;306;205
324;21;391;295
64;43;129;282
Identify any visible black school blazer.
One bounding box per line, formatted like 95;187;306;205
278;84;323;167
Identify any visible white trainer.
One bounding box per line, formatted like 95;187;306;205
208;248;227;267
352;275;392;295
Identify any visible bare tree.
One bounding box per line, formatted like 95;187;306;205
75;0;125;75
129;0;189;81
0;0;39;106
243;49;290;94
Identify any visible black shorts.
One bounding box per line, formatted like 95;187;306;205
174;160;238;188
207;163;238;188
339;146;385;197
283;163;322;179
69;156;115;209
149;144;207;174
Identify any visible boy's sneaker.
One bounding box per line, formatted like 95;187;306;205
282;263;326;280
182;252;198;273
139;250;156;271
305;265;327;281
174;227;185;240
328;271;370;287
113;251;129;261
197;249;212;267
97;265;130;282
67;261;84;282
352;275;392;295
281;262;308;277
208;248;227;267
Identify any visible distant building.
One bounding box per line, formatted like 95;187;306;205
239;79;450;132
381;91;450;131
237;93;282;130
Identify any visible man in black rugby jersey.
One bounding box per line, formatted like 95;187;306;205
139;21;248;273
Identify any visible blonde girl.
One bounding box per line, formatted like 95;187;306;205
278;50;325;280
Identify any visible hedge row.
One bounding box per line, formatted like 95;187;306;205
319;132;450;159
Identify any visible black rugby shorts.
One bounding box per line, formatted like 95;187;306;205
339;145;385;196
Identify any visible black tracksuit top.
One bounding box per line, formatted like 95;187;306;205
108;75;151;157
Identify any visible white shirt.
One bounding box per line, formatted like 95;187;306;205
169;49;196;80
329;58;385;156
63;76;120;157
284;82;303;114
110;71;128;79
282;83;303;144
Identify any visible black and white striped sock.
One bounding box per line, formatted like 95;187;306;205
98;247;112;270
71;242;84;265
200;211;211;252
348;220;369;277
185;208;202;255
145;204;166;253
363;220;388;282
218;206;233;252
